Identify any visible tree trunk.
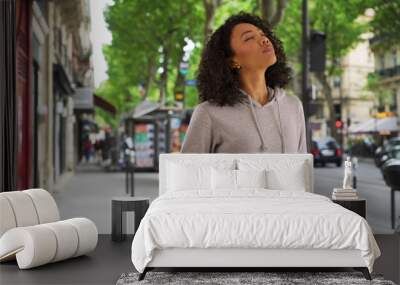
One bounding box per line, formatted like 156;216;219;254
159;44;169;106
203;0;221;45
142;56;156;101
260;0;288;28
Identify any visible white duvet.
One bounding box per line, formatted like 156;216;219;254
131;189;381;273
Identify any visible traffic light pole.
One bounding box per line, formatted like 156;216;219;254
302;0;311;153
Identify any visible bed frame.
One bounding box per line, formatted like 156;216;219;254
140;248;371;280
138;153;371;281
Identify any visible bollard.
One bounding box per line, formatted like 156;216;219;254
124;149;135;197
351;156;358;189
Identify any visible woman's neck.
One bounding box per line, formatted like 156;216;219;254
239;71;269;104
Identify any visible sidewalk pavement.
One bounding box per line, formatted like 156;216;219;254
52;162;159;234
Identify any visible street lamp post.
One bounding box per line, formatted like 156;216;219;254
123;137;136;197
302;0;311;152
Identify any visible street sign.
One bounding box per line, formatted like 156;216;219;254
179;62;189;69
185;79;197;86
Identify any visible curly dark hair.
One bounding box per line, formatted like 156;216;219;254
196;11;292;107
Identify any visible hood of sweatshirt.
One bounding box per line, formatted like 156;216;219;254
238;86;286;153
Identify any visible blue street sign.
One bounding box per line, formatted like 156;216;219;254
185;79;197;86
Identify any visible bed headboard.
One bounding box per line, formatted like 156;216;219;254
159;153;314;196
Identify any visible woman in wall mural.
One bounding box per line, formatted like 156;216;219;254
180;12;307;154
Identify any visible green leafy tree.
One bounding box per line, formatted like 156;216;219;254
98;0;204;123
365;72;393;112
98;0;388;140
367;0;400;48
274;0;371;141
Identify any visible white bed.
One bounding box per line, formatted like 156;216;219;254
131;153;381;281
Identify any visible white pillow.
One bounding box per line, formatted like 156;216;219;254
237;159;308;191
267;166;306;191
211;168;268;190
166;159;236;192
211;168;236;190
167;161;211;191
236;169;268;188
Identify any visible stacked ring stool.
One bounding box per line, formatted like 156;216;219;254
0;188;98;269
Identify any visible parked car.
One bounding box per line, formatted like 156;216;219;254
348;137;377;158
374;136;400;167
378;145;400;171
388;136;400;146
311;137;343;167
382;156;400;184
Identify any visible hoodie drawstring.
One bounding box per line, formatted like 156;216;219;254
274;94;286;153
248;94;268;152
240;87;285;153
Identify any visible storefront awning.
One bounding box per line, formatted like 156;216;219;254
94;94;116;116
73;87;93;112
74;89;116;116
130;99;161;118
348;117;399;134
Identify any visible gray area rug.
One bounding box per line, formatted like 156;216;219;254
116;271;396;285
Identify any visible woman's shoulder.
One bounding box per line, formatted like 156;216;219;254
196;101;213;109
191;100;241;123
195;100;237;112
190;101;215;122
276;87;302;108
193;101;213;115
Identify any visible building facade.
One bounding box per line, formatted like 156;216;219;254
16;0;94;191
308;8;400;151
369;39;400;116
309;31;376;144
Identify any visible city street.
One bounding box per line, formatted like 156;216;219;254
314;158;399;234
55;159;399;235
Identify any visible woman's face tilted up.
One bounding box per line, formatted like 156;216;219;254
229;23;277;72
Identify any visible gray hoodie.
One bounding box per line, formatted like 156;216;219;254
180;86;307;154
